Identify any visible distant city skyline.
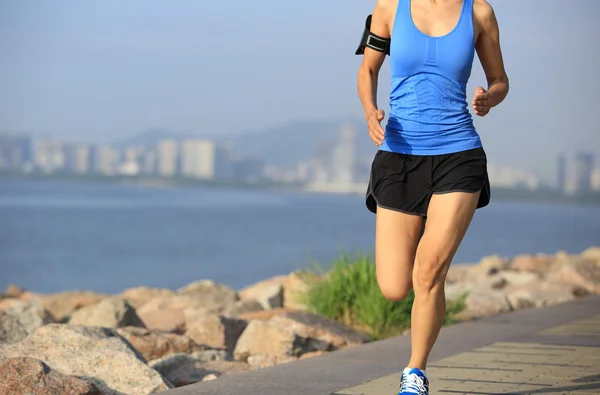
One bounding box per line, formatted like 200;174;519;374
1;0;599;184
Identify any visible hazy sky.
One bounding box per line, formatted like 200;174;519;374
1;0;599;181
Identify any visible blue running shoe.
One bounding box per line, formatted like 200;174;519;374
398;368;429;395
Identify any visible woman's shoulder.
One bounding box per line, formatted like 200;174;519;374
473;0;496;23
473;0;499;34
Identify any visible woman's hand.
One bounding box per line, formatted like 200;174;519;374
367;109;386;146
472;86;490;116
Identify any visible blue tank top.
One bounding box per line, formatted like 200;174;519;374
380;0;482;156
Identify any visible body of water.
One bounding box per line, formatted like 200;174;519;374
1;180;598;294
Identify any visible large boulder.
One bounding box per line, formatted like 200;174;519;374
545;257;600;294
466;255;508;279
185;313;247;353
149;353;250;387
138;308;185;333
0;324;172;394
121;286;175;309
116;326;206;361
283;271;315;311
504;281;577;310
222;299;264;317
270;311;370;350
239;276;286;310
508;254;556;274
0;299;54;334
0;311;28;344
177;280;238;311
69;297;145;328
42;291;108;322
456;289;512;320
0;357;101;395
233;320;307;360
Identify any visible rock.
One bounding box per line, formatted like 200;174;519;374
190;349;233;362
140;294;209;312
121;286;175;309
246;353;298;369
239;308;292;322
446;264;471;283
0;299;54;334
177;280;238;311
467;255;508;278
582;246;600;264
42;291;108;322
137;293;230;331
0;357;101;395
138;308;185;333
222;299;264;317
444;282;471;302
504;281;577;310
5;285;26;298
116;326;206;361
149;353;250;387
270;311;370;350
546;257;600;294
183;307;213;326
239;276;286;309
283;271;315;311
508;254;556;274
457;289;512;320
185;313;247;353
0;324;172;394
150;353;215;387
0;311;28;344
69;297;145;328
233;320;306;360
497;271;540;286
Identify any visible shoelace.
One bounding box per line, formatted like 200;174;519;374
400;373;427;394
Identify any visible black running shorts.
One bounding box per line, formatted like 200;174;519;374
365;147;491;216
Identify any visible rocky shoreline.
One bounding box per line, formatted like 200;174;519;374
1;246;599;394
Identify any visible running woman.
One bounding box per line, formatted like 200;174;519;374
356;0;509;394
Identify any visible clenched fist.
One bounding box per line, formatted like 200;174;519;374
472;86;490;117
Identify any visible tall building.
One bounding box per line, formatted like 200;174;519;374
181;139;217;179
591;169;600;192
33;139;65;173
331;125;357;184
64;144;90;174
556;154;566;194
0;134;33;171
90;145;120;175
141;150;157;176
573;152;594;193
314;140;334;183
157;139;179;177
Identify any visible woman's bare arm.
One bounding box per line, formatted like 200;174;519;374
472;0;509;115
357;0;393;145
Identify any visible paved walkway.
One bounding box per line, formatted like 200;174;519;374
164;295;600;395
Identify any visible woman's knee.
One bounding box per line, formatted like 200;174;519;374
377;276;413;301
413;254;449;295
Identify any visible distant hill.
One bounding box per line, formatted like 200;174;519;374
222;118;376;167
113;128;200;148
117;118;378;167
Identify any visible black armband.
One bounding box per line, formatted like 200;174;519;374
355;14;390;56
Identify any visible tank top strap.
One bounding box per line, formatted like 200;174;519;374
461;0;474;29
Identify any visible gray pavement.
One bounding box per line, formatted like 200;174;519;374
162;295;600;395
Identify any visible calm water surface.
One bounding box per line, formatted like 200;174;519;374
0;180;598;294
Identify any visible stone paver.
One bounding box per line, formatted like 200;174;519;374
334;315;600;395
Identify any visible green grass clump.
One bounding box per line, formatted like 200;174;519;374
302;250;467;341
